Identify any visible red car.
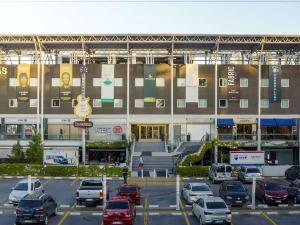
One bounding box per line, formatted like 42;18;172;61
103;196;136;225
117;184;141;205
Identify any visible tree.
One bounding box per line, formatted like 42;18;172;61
26;130;44;164
9;140;25;163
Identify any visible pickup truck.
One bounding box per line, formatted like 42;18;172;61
76;179;108;206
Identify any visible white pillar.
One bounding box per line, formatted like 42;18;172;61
170;43;174;150
176;175;180;211
37;55;40;132
41;52;45;142
214;43;219;164
27;175;32;194
251;177;256;210
103;175;107;206
126;45;130;141
257;55;262;151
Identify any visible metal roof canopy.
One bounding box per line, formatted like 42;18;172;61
0;34;299;51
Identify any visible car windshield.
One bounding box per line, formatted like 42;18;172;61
19;200;42;208
120;186;137;193
106;201;129;209
216;166;231;173
82;181;102;187
192;185;210;192
226;184;245;192
247;168;260;173
14;183;33;191
265;183;284;191
206;202;227;209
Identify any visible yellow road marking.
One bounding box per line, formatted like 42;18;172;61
180;200;191;225
57;211;70;225
260;211;278;225
144;197;148;225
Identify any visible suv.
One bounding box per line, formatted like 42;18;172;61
219;181;249;206
255;179;288;205
209;164;233;184
287;179;300;203
103;196;136;225
285;166;300;180
238;167;262;183
117;184;141;205
9;179;44;206
182;182;213;204
192;196;231;225
15;192;57;225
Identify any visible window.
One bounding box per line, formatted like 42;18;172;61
9;78;17;87
219;78;228;87
51;78;60;87
114;99;123;108
156;99;165;108
30;78;38;87
156;78;165;87
281;99;289;108
177;78;185;87
51;99;60;108
199;78;207;87
135;99;144;108
261;99;269;108
198;99;207;108
240;99;248;108
29;99;37;108
177;99;186;108
114;78;123;87
9;99;17;108
281;79;289;88
135;78;144;87
93;99;102;108
219;99;228;108
240;78;248;87
93;78;102;87
261;79;269;87
72;99;78;108
72;78;81;87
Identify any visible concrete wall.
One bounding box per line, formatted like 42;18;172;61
262;165;291;177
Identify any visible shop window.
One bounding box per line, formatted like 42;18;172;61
177;99;186;108
9;78;17;87
261;99;269;108
29;99;37;108
240;78;248;87
6;124;18;135
114;78;123;87
72;78;81;87
281;79;289;88
198;99;207;108
135;78;144;87
156;78;165;87
199;78;207;87
281;99;289;108
30;78;38;87
51;99;60;108
261;79;269;87
219;99;228;108
240;99;248;108
156;99;165;108
9;99;18;108
93;99;102;108
177;78;185;87
219;78;228;87
135;99;144;108
114;99;123;108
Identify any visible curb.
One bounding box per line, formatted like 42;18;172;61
0;176;122;180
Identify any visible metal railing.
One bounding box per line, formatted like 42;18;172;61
261;134;297;140
44;134;81;141
0;134;32;140
218;133;257;141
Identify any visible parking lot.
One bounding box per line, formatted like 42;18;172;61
0;177;299;225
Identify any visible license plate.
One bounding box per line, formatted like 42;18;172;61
236;201;242;203
112;222;122;225
24;220;34;223
275;200;281;203
86;199;93;202
215;221;223;224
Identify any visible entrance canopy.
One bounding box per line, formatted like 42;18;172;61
217;119;234;127
261;119;296;127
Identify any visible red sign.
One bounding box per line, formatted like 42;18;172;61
113;126;123;134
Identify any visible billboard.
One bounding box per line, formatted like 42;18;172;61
227;66;239;102
269;65;281;103
230;151;265;166
59;64;73;102
144;64;156;103
44;150;78;165
17;64;30;102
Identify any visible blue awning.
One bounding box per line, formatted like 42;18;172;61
261;118;295;127
217;119;234;127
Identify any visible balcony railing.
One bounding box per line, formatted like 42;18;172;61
0;134;33;140
44;134;81;141
261;134;297;141
219;133;256;141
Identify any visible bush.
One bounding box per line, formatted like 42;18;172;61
86;141;127;149
177;166;209;177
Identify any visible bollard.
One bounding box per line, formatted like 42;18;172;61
251;176;256;210
27;175;32;194
103;175;107;207
153;169;157;178
176;175;180;211
141;168;144;179
166;168;168;179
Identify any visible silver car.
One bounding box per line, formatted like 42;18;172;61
182;182;213;204
192;196;232;225
238;167;262;183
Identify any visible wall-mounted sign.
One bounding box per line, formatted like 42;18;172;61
17;64;30;102
227;66;239;102
74;94;92;119
59;64;73;102
269;65;281;103
113;125;123;134
89;124;125;141
144;65;156;103
0;65;7;76
230;151;265;166
73;121;93;128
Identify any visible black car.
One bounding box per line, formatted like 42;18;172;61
15;192;57;225
285;166;300;180
219;181;249;206
287;179;300;203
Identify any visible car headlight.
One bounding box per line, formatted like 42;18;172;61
226;196;233;199
9;195;16;201
245;195;249;200
283;194;288;198
265;194;273;199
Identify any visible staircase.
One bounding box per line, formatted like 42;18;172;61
135;141;165;152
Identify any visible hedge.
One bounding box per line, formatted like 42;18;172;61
182;141;212;166
177;166;209;177
0;164;123;177
86;141;128;149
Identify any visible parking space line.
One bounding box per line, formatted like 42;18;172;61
180;200;191;225
58;211;70;225
261;211;278;225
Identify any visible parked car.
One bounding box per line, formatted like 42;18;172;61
287;179;300;203
255;179;288;205
192;196;232;225
15;192;57;225
285;166;300;180
208;164;234;184
238;167;262;183
53;156;68;164
9;179;44;206
76;179;108;206
181;182;213;204
219;181;249;206
117;184;141;205
103;196;136;225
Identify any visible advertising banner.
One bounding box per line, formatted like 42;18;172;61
59;64;73;102
144;64;156;103
17;64;30;102
89;124;125;141
186;64;199;103
227;66;239;102
101;65;114;103
269;65;281;103
230;151;265;166
44;150;78;165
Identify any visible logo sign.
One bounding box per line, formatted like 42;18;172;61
230;151;265;166
0;65;7;76
269;65;281;103
74;94;92;119
80;66;88;74
113;126;123;134
227;66;239;102
73;121;93;128
103;78;113;86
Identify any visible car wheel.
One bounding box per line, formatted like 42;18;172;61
53;207;58;216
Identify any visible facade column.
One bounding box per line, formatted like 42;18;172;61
36;50;40;132
126;43;131;140
41;52;45;142
170;43;174;150
214;41;220;164
257;54;262;151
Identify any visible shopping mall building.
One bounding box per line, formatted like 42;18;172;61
0;34;299;165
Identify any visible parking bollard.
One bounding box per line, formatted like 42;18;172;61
103;175;107;207
27;175;31;194
141;168;144;179
252;176;256;210
176;175;180;211
166;168;168;179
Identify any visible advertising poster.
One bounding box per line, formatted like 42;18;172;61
186;64;199;103
44;150;78;165
17;64;30;102
144;64;156;103
101;65;115;103
59;64;73;102
227;66;239;102
230;151;265;166
269;65;281;103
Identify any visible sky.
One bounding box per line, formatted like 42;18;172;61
0;0;300;34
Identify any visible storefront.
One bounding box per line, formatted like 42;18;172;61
217;119;234;140
46;118;81;140
234;118;257;140
87;149;126;165
4;118;36;140
131;124;168;141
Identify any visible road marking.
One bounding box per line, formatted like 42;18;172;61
266;212;278;215
261;211;278;225
232;212;239;215
58;211;70;225
60;204;70;208
92;212;102;216
70;212;80;215
171;212;182;216
180;200;191;225
278;204;289;207
288;211;300;214
169;205;177;208
149;212;160;215
250;212;261;215
149;205;159;208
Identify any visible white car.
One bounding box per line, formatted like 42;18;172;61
209;164;234;184
192;196;232;225
238;167;263;183
182;182;213;204
9;179;44;205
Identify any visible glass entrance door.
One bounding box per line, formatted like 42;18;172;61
138;125;166;141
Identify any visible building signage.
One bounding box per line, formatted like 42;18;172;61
0;65;7;76
144;64;156;103
17;64;30;102
74;94;92;119
101;65;114;103
73;121;93;128
269;65;281;103
59;64;73;102
89;124;125;141
227;66;239;102
186;64;199;103
230;151;265;166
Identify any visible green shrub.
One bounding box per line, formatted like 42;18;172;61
177;166;209;177
86;141;128;149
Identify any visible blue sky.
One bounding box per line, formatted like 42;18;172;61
1;1;300;34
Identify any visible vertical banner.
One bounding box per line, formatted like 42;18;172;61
101;65;114;103
144;64;156;102
185;64;198;103
17;64;30;102
59;64;73;102
227;66;239;102
269;65;281;103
